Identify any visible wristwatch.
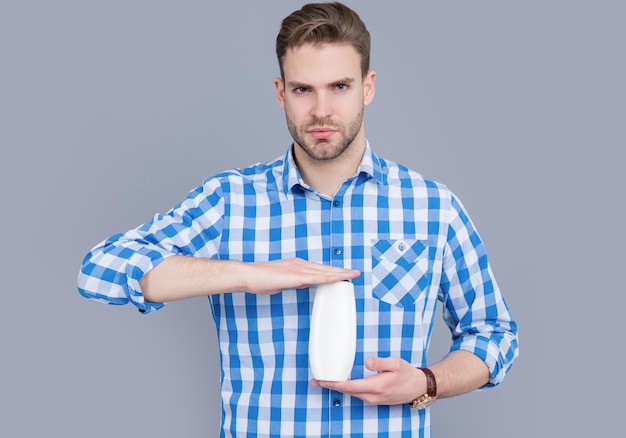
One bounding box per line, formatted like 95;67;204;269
409;367;437;409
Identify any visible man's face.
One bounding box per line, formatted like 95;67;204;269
275;43;375;162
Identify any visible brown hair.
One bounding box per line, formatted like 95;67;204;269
276;2;371;79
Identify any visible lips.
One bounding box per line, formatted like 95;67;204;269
308;128;336;140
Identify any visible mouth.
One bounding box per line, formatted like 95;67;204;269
308;128;337;140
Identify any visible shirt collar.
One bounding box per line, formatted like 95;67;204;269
281;140;386;195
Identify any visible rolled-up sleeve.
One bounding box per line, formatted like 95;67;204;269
440;194;519;387
77;180;224;314
78;237;172;314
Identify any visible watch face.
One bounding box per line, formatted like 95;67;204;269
411;395;436;409
418;397;435;408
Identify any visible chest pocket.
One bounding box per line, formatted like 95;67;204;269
371;239;433;308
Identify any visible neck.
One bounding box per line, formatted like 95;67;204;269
293;137;366;197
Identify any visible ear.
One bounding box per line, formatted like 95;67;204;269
274;77;286;109
363;70;376;106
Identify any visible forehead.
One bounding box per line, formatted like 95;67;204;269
282;43;362;83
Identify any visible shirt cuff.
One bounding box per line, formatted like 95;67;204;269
124;248;173;314
449;333;518;388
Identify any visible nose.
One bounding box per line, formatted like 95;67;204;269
310;92;332;119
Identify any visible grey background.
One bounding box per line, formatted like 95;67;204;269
1;0;623;436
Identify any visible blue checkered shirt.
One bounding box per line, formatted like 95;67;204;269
78;143;518;437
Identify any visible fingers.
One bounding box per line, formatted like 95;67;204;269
244;258;360;294
311;374;391;405
310;357;416;405
311;362;389;395
310;377;369;395
294;258;360;278
278;258;360;286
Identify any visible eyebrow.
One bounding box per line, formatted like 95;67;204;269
287;77;355;88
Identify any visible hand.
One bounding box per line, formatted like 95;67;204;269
243;258;360;295
141;256;360;303
310;357;426;406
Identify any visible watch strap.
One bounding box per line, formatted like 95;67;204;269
420;367;437;397
409;367;437;409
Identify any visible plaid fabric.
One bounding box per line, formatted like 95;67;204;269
78;143;518;437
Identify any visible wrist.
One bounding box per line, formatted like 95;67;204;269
408;367;437;409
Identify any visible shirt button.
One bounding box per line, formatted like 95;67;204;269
333;399;341;407
333;199;341;207
333;247;342;256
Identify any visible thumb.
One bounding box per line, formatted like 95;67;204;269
365;356;398;372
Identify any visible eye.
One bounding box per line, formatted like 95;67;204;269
335;84;348;91
294;86;309;94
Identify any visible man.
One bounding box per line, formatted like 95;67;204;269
78;2;518;436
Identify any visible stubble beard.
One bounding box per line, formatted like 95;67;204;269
286;107;364;161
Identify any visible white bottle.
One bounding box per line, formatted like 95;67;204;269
309;280;357;381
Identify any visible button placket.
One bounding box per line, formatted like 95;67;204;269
330;196;344;263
